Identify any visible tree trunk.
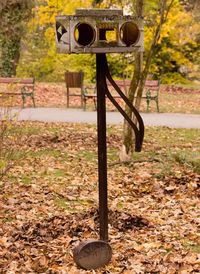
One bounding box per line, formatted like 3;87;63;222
122;0;144;155
0;36;21;77
0;0;33;77
122;0;174;156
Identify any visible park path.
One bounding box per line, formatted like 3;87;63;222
2;107;200;129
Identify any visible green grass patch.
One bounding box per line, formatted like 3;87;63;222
76;150;97;162
20;175;32;185
181;239;200;253
55;197;94;213
173;151;200;174
53;169;67;178
26;148;68;159
107;148;118;162
145;127;200;147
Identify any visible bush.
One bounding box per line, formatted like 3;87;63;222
161;72;191;84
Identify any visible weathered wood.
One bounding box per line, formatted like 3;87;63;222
0;78;34;84
76;8;123;16
56;9;143;54
65;71;84;108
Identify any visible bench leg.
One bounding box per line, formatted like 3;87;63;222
146;98;150;112
146;98;159;112
66;94;69;108
83;96;87;111
22;95;25;108
32;94;36;108
93;97;97;110
21;94;36;108
155;98;159;112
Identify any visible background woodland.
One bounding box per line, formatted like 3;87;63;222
0;0;199;84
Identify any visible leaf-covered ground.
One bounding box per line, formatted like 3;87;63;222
0;121;200;273
0;83;200;114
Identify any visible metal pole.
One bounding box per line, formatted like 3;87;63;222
96;53;108;242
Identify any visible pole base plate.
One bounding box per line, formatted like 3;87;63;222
73;240;112;270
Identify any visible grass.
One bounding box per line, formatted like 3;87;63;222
107;148;119;162
55;196;96;212
20;175;32;185
173;151;200;173
53;169;67;177
3;123;200;180
1;121;200;273
77;150;97;162
181;239;200;253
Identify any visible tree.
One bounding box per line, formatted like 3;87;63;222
122;0;144;159
92;0;103;6
95;0;188;156
17;0;94;81
148;0;200;82
15;0;199;83
180;0;199;11
123;0;177;155
0;0;33;76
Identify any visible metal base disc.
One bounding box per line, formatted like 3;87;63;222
73;240;112;270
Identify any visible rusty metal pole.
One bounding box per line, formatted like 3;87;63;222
96;53;108;242
73;53;112;270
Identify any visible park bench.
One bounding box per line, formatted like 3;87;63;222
65;71;84;108
64;71;160;112
0;77;36;108
83;79;160;112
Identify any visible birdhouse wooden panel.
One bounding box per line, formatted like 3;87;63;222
55;9;144;54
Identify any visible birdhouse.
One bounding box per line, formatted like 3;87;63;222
55;9;143;54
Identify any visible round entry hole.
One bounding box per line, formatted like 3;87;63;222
120;22;140;46
75;23;95;46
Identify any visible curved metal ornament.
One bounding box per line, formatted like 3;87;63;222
101;54;144;152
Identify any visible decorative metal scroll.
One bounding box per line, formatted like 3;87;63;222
98;53;144;152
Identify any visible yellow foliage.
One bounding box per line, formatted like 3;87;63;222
17;0;199;82
36;0;92;26
144;2;200;50
161;4;200;46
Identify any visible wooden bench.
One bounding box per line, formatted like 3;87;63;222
0;77;36;108
144;80;160;112
65;71;84;108
83;79;160;112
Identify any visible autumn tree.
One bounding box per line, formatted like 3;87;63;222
16;0;199;83
94;0;199;155
0;0;34;76
17;0;95;81
93;0;176;156
123;0;190;155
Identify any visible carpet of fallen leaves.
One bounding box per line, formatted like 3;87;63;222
0;83;200;114
0;121;200;273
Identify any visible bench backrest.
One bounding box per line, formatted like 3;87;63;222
64;71;84;108
107;79;130;88
65;71;84;89
112;79;131;87
0;77;34;85
144;80;160;89
107;79;160;91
